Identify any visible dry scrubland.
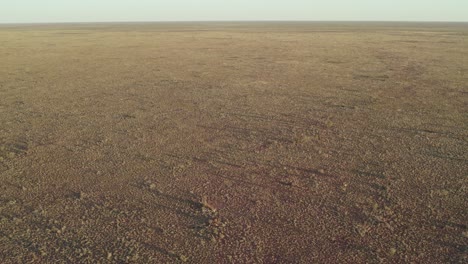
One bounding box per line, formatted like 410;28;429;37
0;22;467;263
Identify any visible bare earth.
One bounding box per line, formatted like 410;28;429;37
0;22;467;263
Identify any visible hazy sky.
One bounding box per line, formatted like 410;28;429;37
1;0;467;23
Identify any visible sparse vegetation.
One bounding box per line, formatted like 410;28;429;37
0;22;466;263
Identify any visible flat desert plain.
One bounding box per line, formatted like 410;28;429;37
0;22;467;263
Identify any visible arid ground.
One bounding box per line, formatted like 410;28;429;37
0;22;467;263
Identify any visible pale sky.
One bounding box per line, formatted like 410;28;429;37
1;0;467;23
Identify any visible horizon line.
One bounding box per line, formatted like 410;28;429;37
1;19;468;25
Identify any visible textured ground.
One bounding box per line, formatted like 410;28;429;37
0;22;467;263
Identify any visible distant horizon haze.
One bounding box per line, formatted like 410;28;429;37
1;0;467;23
2;20;468;25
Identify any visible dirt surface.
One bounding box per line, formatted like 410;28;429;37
0;22;467;263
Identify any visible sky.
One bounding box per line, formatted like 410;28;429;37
1;0;467;23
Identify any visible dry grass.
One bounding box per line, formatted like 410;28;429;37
0;22;467;263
